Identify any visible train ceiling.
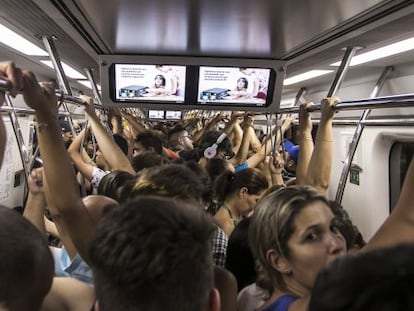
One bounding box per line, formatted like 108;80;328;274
0;0;414;95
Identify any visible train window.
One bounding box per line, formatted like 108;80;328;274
389;142;414;211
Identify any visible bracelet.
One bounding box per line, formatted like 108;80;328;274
316;138;333;142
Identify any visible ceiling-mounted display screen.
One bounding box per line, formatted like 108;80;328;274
100;55;286;111
165;110;182;120
112;64;186;103
148;110;165;120
197;66;275;107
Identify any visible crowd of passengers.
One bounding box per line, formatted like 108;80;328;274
2;61;414;311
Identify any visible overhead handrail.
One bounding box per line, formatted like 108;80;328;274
335;66;394;204
279;93;414;114
0;79;103;109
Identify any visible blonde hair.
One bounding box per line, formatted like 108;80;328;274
249;186;328;293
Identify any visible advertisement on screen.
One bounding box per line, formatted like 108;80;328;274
114;64;186;103
197;66;272;106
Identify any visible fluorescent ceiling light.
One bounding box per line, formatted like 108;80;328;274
77;80;101;90
0;23;48;56
280;98;295;108
283;70;333;86
40;60;87;79
331;37;414;66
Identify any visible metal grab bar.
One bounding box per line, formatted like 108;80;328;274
335;66;394;204
0;106;85;117
279;93;414;114
0;79;104;110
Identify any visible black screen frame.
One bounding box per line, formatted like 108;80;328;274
100;55;286;112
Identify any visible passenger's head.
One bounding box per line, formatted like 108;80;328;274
205;158;234;184
131;164;206;206
199;131;234;160
236;77;248;91
154;74;166;88
131;151;164;173
0;206;54;311
225;217;256;292
283;139;299;172
249;186;346;296
89;196;219;311
97;170;136;203
82;195;119;224
59;119;73;143
328;200;364;251
168;126;193;151
309;244;414;311
133;131;163;156
113;134;129;156
214;168;268;217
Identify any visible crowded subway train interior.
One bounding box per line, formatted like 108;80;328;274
1;3;414;309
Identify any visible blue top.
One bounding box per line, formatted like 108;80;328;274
261;295;298;311
53;246;94;287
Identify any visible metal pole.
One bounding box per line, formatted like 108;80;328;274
42;35;78;139
333;118;414;126
279;93;414;114
293;87;308;106
0;78;8;90
335;66;394;204
84;68;103;105
84;68;113;134
42;36;73;96
4;95;30;199
327;47;357;97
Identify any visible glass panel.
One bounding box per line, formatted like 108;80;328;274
389;142;414;211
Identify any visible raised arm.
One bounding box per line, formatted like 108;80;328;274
192;114;224;144
67;127;96;181
82;96;135;174
0;62;22;166
365;154;414;251
120;109;147;136
109;108;124;135
232;115;253;166
304;98;338;194
268;154;285;187
296;102;314;185
231;121;243;154
22;72;94;264
245;117;293;169
23;167;47;236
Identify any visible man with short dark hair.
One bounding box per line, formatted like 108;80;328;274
59;120;74;148
89;196;220;311
133;131;164;156
0;206;54;311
